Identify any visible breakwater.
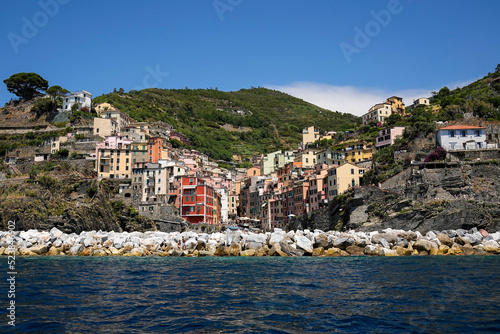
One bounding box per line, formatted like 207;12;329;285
1;227;499;257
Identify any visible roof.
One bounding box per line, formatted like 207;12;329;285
439;125;485;130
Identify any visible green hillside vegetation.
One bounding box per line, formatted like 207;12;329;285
93;87;360;161
360;64;500;185
431;64;500;121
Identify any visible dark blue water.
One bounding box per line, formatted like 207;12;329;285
1;256;499;333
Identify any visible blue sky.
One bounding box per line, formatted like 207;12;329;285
0;0;499;116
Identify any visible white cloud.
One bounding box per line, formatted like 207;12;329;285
266;79;475;117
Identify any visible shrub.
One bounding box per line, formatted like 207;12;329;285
86;185;98;198
424;146;447;162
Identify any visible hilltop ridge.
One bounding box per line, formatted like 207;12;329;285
92;87;361;160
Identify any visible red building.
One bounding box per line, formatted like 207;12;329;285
180;176;215;224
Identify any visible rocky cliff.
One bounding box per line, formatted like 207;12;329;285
0;170;155;234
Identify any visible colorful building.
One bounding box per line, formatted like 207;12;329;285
180;176;216;225
96;136;133;180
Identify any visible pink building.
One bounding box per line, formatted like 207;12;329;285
376;126;405;150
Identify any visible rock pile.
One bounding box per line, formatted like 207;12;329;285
1;227;499;257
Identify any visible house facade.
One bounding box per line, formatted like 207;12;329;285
376;126;405;150
436;125;487;151
302;126;320;148
386;96;405;116
362;102;392;125
96;136;133;180
326;163;365;200
180;176;216;224
62;90;92;111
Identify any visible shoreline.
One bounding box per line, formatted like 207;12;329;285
1;227;499;257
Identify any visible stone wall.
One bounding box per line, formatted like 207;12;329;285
61;140;99;155
447;149;500;162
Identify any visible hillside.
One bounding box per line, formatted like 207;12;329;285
360;64;500;185
92;87;361;161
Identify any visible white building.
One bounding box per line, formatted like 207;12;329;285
217;188;229;223
62;90;92;111
410;97;430;109
132;162;169;204
362;102;392;125
436;125;487;151
316;149;345;166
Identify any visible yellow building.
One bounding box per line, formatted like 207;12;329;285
96;136;133;180
95;103;117;114
131;141;148;164
326;163;365;200
302;126;320;148
336;141;373;163
386;96;405;116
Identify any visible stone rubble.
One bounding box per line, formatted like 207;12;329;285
0;227;499;257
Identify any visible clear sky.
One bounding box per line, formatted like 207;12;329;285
1;0;499;116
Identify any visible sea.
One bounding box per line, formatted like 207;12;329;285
1;256;499;333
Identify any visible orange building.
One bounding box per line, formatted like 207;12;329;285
147;137;163;163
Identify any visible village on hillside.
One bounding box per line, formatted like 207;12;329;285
2;87;500;232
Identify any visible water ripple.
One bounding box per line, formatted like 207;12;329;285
0;256;498;333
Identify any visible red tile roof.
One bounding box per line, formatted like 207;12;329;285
439;125;485;130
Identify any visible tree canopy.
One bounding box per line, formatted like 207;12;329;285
4;72;49;101
46;85;69;112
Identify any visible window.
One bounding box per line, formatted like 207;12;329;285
461;131;466;137
475;130;480;137
351;168;355;174
450;130;455;137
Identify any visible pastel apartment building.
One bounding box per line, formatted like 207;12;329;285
376;126;405;150
326;163;365;200
339;141;373;163
409;97;430;109
131;162;169;204
302;126;320;148
94;110;132;137
96;136;133;180
316;149;346;166
362;102;392;125
386;96;405;116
